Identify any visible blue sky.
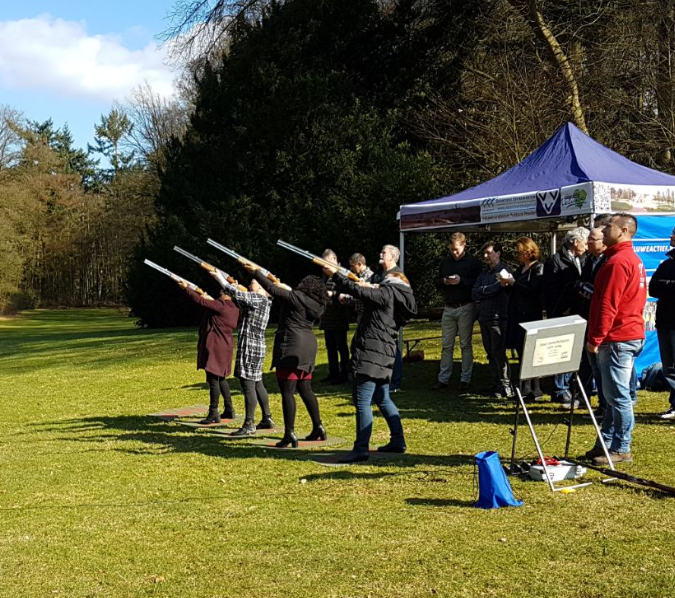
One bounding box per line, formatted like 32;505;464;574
0;1;179;149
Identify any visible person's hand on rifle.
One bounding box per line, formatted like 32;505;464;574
209;270;228;287
322;264;338;277
177;280;188;289
242;262;258;274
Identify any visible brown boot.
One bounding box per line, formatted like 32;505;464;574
593;451;633;465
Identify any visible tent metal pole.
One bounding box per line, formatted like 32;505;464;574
398;230;405;352
399;230;405;272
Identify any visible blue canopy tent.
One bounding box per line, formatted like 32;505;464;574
398;122;675;374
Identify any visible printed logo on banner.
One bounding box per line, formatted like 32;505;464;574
536;190;561;217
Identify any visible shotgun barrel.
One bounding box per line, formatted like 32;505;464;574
143;259;211;298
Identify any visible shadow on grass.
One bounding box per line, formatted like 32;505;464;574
405;497;477;508
28;415;478;471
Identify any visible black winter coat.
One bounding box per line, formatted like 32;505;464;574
254;272;325;373
505;262;544;350
472;262;510;322
319;278;350;331
333;274;417;381
572;254;607;320
543;247;586;317
649;249;675;329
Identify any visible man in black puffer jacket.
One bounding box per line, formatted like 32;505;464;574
649;227;675;420
325;267;417;463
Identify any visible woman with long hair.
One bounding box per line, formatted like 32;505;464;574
502;237;545;401
248;267;328;448
323;267;417;463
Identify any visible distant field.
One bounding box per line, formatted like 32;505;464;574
1;309;674;598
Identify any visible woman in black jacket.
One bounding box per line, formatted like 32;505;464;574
325;267;417;463
503;237;544;401
250;268;328;447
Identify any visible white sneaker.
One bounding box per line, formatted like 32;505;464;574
660;408;675;420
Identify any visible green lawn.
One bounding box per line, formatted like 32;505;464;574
1;309;674;598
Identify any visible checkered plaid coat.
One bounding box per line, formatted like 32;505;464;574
221;282;271;381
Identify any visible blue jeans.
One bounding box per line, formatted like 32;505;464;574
585;350;606;410
389;345;403;391
352;376;405;454
552;372;573;401
657;328;675;408
597;340;644;453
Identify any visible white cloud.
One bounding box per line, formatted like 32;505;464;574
0;14;176;102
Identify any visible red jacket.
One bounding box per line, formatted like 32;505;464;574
587;241;646;346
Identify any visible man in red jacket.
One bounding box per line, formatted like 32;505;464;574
585;213;647;464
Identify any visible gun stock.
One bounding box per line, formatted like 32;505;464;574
173;246;247;292
206;238;281;285
276;239;359;281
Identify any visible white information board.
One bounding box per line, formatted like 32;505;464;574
519;316;587;380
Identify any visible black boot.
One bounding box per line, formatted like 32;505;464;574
231;420;256;437
199;409;221;425
220;408;236;420
304;424;327;441
256;416;276;430
275;430;299;448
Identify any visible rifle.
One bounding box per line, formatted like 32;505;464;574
144;259;212;299
173;246;247;292
206;238;282;284
276;239;360;281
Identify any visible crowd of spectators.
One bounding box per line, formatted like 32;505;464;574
434;213;653;464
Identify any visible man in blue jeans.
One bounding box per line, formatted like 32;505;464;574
585;214;647;465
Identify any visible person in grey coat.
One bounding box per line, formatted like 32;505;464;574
472;241;512;399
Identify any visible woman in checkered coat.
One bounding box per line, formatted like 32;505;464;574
213;272;275;436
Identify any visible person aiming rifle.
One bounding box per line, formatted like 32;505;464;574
210;270;276;436
321;263;417;463
145;259;239;424
238;258;329;448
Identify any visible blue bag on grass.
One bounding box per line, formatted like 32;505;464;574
474;451;523;509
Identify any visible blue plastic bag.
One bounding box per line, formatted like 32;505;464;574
474;451;523;509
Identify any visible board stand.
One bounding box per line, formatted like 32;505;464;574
508;372;615;492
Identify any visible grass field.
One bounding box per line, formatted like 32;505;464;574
1;309;675;598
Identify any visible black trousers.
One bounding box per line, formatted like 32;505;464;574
324;330;349;379
479;319;511;391
206;372;233;414
239;377;271;422
277;379;321;433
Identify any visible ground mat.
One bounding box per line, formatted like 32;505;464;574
175;416;244;429
148;404;209;421
245;435;349;449
309;450;403;467
205;426;283;439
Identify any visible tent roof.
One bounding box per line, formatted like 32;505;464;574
406;122;675;209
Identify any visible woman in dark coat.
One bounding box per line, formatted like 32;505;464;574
503;237;544;401
324;268;417;463
180;283;239;424
249;267;328;448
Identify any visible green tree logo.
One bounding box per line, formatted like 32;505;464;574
573;189;587;208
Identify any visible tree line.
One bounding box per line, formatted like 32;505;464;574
3;0;675;323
